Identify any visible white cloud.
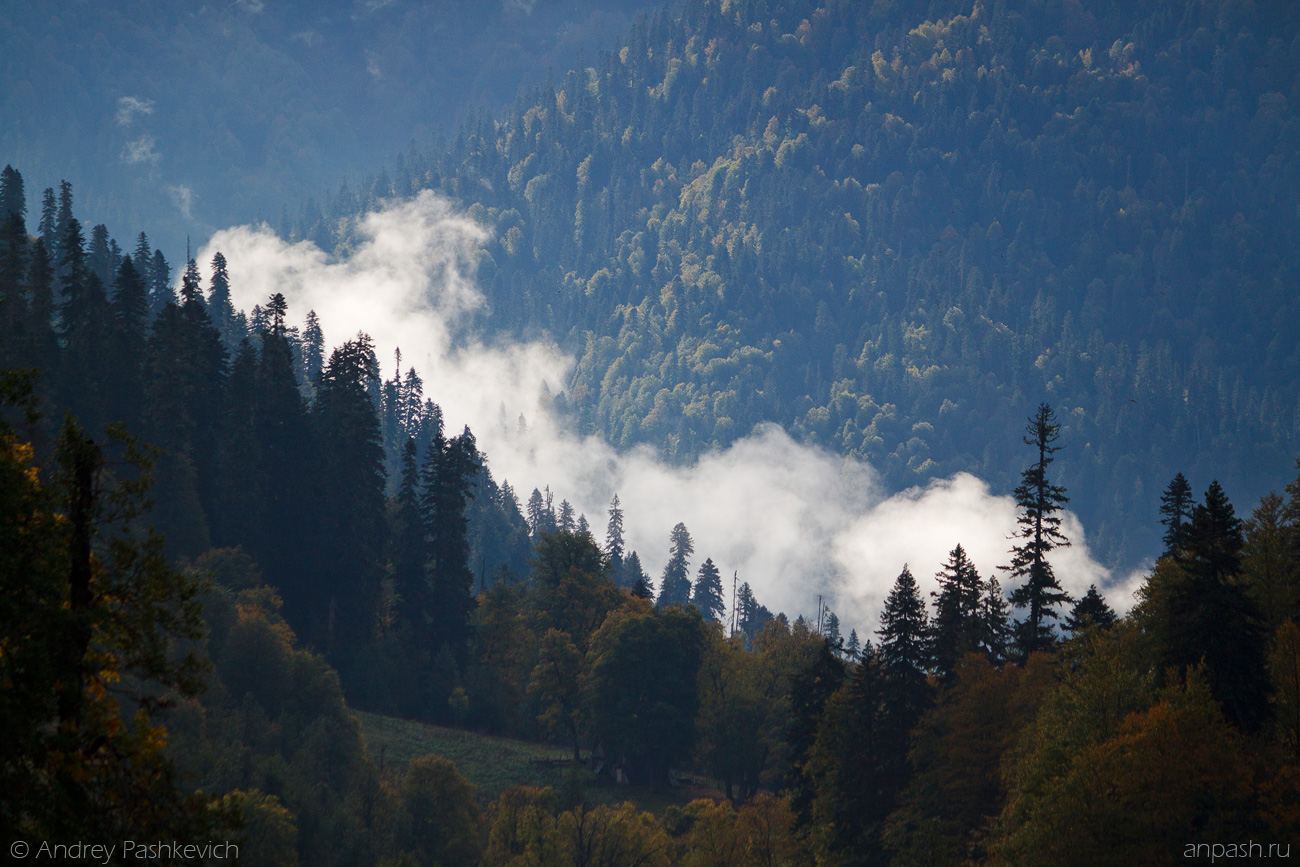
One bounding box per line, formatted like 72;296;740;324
197;192;1130;636
169;185;196;221
236;0;265;13
121;134;161;165
116;96;154;127
292;30;323;47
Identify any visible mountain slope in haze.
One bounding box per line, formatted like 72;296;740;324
0;0;658;257
297;0;1300;570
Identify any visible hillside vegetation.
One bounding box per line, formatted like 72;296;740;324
299;0;1300;567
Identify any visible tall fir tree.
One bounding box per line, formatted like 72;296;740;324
0;164;25;219
148;248;172;317
604;493;626;582
1159;481;1269;731
312;334;387;661
1160;472;1195;557
107;255;149;432
690;557;725;622
877;566;932;714
1006;403;1072;659
38;187;57;252
931;543;985;678
978;575;1014;667
657;521;694;607
421;421;481;666
1064;585;1117;632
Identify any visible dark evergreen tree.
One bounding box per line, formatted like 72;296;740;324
38;187;57;252
1160;472;1195;557
24;239;56;371
0;188;28;368
421;421;481;666
1064;585;1118;633
1159;481;1269;731
1006;403;1072;659
736;580;773;643
978;575;1014;667
845;629;861;660
206;251;239;349
627;550;653;599
148;249;172;317
87;224;114;286
131;232;151;284
57;218;114;436
312;334;387;661
878;566;932;714
50;180;74;274
657;521;694;607
785;639;846;831
807;645;897;865
0;164;25;219
604;493;626;581
931;544;985;678
107;255;149;431
557;498;576;533
823;611;841;648
301;310;325;382
690;557;725;622
142;280;227;558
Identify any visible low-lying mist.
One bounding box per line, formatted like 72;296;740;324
198;191;1133;636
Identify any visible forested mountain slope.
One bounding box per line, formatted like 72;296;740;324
296;0;1300;569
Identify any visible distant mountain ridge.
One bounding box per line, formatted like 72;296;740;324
274;0;1300;569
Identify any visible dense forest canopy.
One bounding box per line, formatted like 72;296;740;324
4;0;1300;864
283;0;1300;573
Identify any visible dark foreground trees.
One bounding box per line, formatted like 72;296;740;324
0;379;224;841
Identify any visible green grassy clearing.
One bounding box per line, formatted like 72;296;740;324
353;710;723;813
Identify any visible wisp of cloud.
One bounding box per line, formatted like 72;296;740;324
198;192;1127;635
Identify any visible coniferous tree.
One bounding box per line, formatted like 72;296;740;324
526;488;546;537
878;566;932;716
0;164;25;219
206;251;240;350
25;239;56;371
626;550;652;599
302;310;325;383
557;499;576;534
421;421;481;666
691;557;725;622
931;543;985;678
57;218;114;436
807;645;896;865
38;187;57;252
657;521;694;607
1160;472;1195;557
1159;481;1269;731
87;224;114;286
107;255;149;431
736;580;773;643
604;493;626;582
845;629;861;660
978;575;1014;666
1064;585;1118;633
131;233;151;285
0;177;28;367
313;334;387;661
786;639;846;831
148;249;172;317
1006;403;1072;659
824;611;842;649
